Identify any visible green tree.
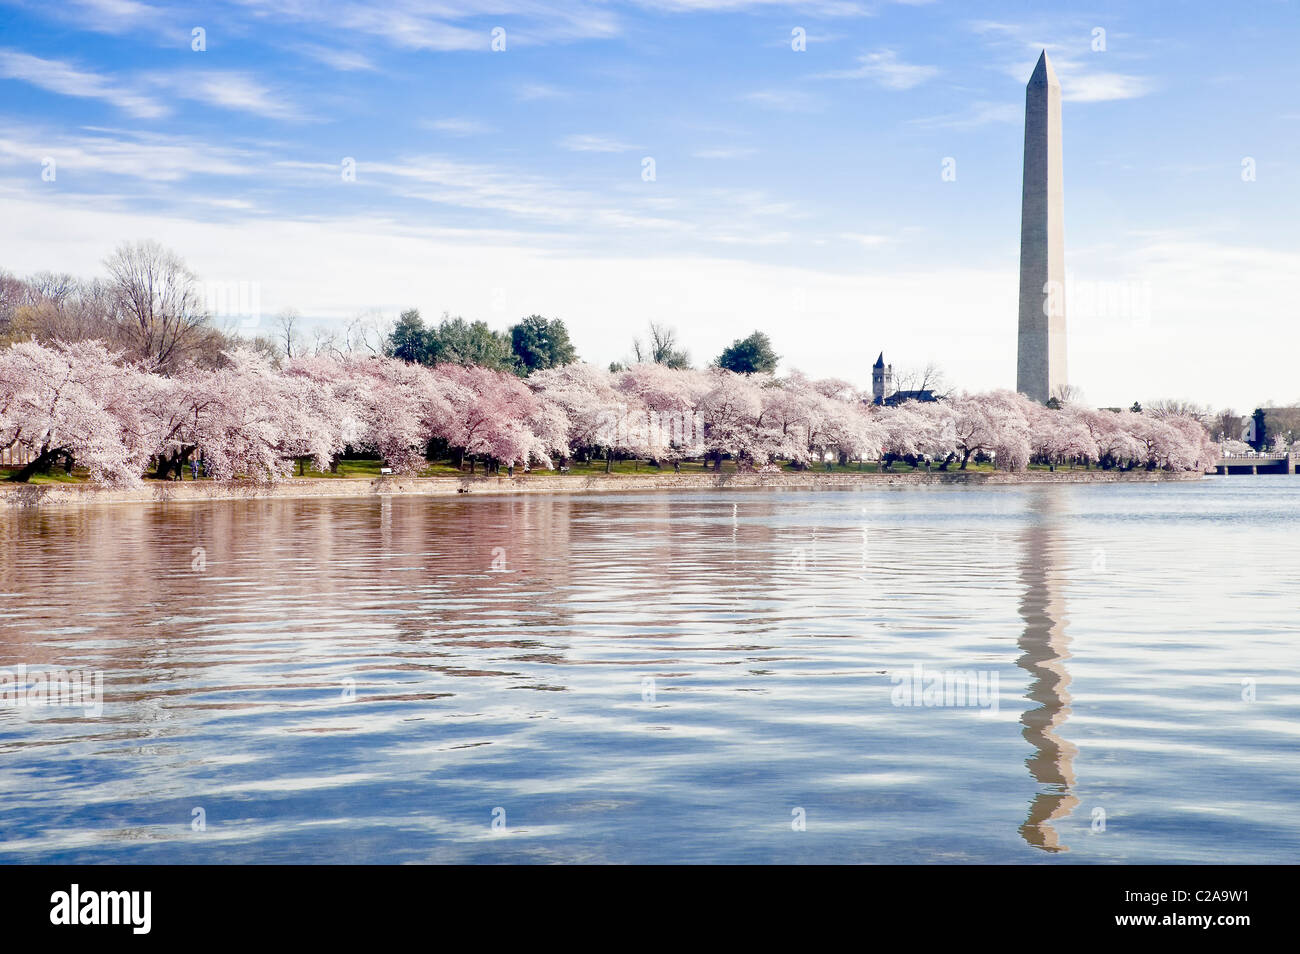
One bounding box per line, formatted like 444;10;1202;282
509;314;577;374
387;308;427;363
1250;407;1268;451
715;330;779;374
428;315;513;370
1130;401;1143;413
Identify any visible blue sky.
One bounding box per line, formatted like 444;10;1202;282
1;0;1297;410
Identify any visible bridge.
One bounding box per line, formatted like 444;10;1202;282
1215;452;1300;475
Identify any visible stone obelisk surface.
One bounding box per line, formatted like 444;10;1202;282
1017;50;1067;404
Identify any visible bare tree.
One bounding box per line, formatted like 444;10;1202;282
1;273;118;346
1050;383;1085;406
631;321;690;368
104;240;209;371
311;325;341;358
345;310;388;356
893;362;950;398
1208;408;1239;442
1146;398;1209;420
276;308;302;358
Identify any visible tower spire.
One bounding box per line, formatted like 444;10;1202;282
1017;49;1068;403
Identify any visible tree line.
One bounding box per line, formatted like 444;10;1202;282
1;337;1218;486
1;241;1228;484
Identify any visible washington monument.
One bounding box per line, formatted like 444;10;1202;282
1017;50;1068;404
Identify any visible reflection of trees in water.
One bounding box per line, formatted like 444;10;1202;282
1016;490;1079;853
383;495;577;652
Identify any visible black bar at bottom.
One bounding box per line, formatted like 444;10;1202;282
0;863;1279;942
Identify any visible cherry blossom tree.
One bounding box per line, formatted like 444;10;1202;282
697;368;765;469
613;363;709;466
439;363;554;471
286;354;460;474
529;362;624;464
0;339;157;484
158;349;344;481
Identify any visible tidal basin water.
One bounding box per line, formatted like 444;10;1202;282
1;479;1297;864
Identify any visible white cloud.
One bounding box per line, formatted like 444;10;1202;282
818;49;938;89
559;134;639;153
742;89;819;111
908;101;1020;130
515;82;567;101
425;118;495;137
969;21;1154;103
0;49;166;118
1063;72;1153;103
297;44;377;72
333;9;487;52
692;146;757;159
0;125;254;181
45;0;175;38
159;72;307;120
840;232;893;248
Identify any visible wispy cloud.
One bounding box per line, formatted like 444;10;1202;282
742;89;819;112
44;0;176;38
1063;72;1152;103
0;125;254;181
152;71;307;120
692;146;757;159
425;118;495;137
297;44;377;72
817;49;938;89
559;134;639;153
840;232;893;248
332;8;486;52
515;82;567;101
0;49;166;118
908;101;1019;130
969;21;1154;103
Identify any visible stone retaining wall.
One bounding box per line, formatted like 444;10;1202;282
0;468;1207;510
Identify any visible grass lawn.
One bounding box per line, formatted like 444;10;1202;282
5;469;89;484
3;457;1093;485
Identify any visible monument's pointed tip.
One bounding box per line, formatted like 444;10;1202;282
1029;49;1059;87
874;352;884;367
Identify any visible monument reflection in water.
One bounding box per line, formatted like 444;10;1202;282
1016;490;1079;852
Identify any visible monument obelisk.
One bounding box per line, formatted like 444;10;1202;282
1017;50;1067;404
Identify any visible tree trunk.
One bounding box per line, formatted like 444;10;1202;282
11;446;57;483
